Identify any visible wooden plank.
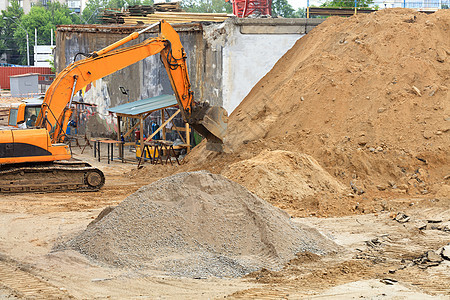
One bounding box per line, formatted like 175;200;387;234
185;123;190;153
171;126;186;132
117;115;122;159
161;108;166;140
139;115;144;155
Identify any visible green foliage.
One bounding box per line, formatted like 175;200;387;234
272;0;296;17
320;0;374;8
82;0;103;24
292;7;306;17
181;0;232;13
47;55;56;73
0;1;77;65
12;2;77;65
0;0;24;65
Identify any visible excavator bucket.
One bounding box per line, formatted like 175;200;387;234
190;103;228;152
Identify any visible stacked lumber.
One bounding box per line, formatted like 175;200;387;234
123;12;231;25
99;9;127;24
129;5;155;16
154;2;183;12
98;2;230;25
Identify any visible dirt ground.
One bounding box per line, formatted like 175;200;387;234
0;10;448;298
0;145;449;299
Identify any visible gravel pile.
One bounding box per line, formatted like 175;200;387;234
64;171;339;278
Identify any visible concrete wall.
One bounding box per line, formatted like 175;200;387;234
55;18;322;137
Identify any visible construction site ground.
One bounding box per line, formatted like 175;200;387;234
1;8;449;299
0;146;449;299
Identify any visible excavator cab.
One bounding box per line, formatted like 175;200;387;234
8;102;42;128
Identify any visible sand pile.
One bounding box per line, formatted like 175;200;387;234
183;9;450;213
64;171;339;277
222;150;347;216
228;8;449;150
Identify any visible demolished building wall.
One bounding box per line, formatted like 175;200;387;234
55;19;322;137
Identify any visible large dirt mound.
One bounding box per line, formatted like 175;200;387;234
65;171;339;278
222;150;347;216
228;8;449;150
183;9;450;215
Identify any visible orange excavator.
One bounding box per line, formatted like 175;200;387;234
0;20;228;193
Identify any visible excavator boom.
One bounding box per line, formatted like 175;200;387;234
0;20;227;193
36;20;227;146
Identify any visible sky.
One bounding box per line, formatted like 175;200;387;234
288;0;309;9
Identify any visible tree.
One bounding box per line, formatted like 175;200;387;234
272;0;296;17
321;0;373;8
0;0;24;65
182;0;232;13
13;2;77;65
82;0;104;24
292;7;306;18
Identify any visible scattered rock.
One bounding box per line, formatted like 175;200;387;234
357;136;368;146
376;184;387;191
397;184;409;192
380;278;397;285
422;131;433;139
377;107;387;113
436;48;446;63
350;181;365;195
442;245;450;260
426;219;442;223
416;157;427;164
412;85;422;96
394;212;410;223
427;250;443;263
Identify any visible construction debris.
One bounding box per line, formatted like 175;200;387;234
394;212;410;223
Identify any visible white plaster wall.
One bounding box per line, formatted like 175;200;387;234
222;27;304;114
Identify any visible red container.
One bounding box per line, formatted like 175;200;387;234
231;0;272;18
135;128;140;141
0;66;54;90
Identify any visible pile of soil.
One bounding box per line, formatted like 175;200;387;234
183;9;450;216
222;150;347;217
64;171;339;278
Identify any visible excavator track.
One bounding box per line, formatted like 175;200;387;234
0;160;105;193
0;255;72;299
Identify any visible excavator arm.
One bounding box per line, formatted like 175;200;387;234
36;20;227;147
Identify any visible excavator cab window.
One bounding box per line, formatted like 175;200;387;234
24;106;41;127
8;109;18;126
